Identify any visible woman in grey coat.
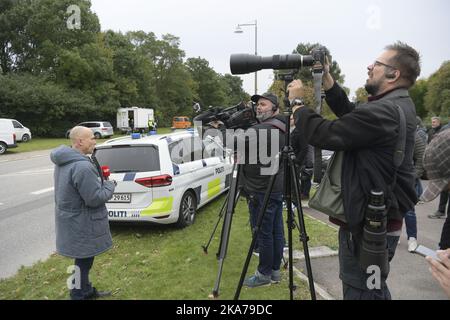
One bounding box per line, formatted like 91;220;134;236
51;126;115;300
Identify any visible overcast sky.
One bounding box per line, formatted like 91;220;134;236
90;0;450;99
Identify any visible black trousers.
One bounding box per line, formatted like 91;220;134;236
439;215;450;250
438;191;450;215
338;228;399;300
70;257;95;300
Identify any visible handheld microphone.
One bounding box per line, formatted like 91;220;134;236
101;165;111;180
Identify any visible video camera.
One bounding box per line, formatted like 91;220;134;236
230;46;327;75
193;102;257;130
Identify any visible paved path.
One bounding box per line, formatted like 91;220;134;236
296;188;448;300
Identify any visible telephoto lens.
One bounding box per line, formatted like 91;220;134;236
359;190;389;276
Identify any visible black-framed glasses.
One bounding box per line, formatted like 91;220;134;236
373;60;397;70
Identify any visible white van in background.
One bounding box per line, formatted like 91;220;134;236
0;119;17;155
10;119;32;142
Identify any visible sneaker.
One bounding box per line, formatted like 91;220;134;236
407;237;418;252
271;269;281;284
243;271;271;288
252;247;260;257
428;211;445;219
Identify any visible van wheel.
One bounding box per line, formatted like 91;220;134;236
22;134;30;142
0;142;7;155
94;132;102;139
176;191;197;228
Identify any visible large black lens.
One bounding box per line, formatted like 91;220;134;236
230;54;314;75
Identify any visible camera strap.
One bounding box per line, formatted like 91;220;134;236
263;118;286;133
312;68;324;183
386;102;406;212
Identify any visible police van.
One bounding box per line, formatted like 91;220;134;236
94;130;233;228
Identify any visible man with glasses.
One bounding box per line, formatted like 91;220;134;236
288;42;420;299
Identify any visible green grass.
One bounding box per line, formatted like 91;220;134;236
5;128;175;154
0;195;337;300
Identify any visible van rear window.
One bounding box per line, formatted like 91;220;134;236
94;146;160;173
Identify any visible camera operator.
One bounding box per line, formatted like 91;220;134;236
288;42;420;300
236;92;287;288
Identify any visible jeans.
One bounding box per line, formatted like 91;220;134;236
70;257;95;300
248;192;284;276
301;177;312;198
339;228;399;300
404;179;422;239
404;211;417;239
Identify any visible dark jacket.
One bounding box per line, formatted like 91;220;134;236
291;127;309;167
51;145;115;258
427;125;442;143
295;83;417;232
413;131;426;179
237;115;286;193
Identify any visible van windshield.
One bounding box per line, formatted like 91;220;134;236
94;145;160;173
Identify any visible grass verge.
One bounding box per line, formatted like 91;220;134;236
0;194;337;300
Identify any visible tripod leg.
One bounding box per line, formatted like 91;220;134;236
211;163;241;298
288;156;317;300
284;153;296;300
212;189;241;257
202;194;228;254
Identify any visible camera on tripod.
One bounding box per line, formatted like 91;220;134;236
193;102;257;130
230;46;327;75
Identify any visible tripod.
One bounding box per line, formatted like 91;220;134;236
208;75;316;300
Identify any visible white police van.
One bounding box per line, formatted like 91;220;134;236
94;130;233;228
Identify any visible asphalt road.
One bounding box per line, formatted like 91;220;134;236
0;150;56;279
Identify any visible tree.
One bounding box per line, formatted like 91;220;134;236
0;73;96;136
0;0;101;74
409;79;428;119
424;61;450;117
219;74;250;106
186;57;227;108
353;87;369;104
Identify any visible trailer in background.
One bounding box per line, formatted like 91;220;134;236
117;107;154;133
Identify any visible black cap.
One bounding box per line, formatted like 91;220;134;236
251;92;279;108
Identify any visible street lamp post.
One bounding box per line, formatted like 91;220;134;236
234;20;258;95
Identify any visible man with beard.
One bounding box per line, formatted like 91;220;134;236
288;42;420;299
236;92;287;288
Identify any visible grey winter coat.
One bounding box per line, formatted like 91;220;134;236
50;145;115;259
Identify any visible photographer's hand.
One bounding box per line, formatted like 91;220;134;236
426;249;450;298
322;56;334;91
287;79;305;102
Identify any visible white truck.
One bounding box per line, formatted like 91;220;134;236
117;107;155;133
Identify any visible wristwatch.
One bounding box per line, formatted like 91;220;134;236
291;98;305;107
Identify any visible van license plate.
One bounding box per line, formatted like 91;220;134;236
108;193;131;203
